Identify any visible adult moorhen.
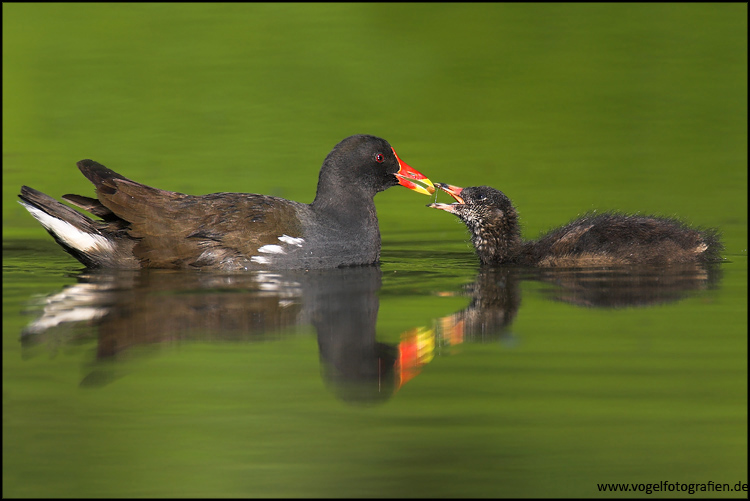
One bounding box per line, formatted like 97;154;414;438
19;134;435;270
429;183;722;267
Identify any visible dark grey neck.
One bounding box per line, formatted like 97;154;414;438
301;189;382;267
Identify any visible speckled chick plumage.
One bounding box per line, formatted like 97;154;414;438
430;184;723;267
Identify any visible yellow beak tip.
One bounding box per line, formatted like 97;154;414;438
415;179;436;196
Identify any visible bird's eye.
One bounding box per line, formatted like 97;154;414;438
374;153;385;163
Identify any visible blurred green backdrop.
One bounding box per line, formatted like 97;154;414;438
3;3;747;251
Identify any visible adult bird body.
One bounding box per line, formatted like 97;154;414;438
19;135;434;270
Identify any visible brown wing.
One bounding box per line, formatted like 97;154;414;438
76;160;302;269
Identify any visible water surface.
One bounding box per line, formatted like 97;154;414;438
4;237;746;497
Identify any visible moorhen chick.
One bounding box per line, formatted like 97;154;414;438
429;184;722;267
18;135;435;270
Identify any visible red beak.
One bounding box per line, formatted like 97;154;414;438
392;148;435;196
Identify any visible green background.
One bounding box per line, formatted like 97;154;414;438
3;3;746;247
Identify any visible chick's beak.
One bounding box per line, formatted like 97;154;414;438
436;183;466;203
392;148;435;196
428;182;466;212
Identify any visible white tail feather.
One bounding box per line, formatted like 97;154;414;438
20;202;114;253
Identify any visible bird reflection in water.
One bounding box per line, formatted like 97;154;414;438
20;263;721;405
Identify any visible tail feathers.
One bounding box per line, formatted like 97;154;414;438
699;227;725;263
62;193;117;220
76;159;131;193
19;186;116;267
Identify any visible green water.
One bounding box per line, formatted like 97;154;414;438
3;3;747;498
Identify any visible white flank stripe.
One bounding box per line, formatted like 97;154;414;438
250;256;270;265
278;235;304;246
21;203;114;252
258;244;285;254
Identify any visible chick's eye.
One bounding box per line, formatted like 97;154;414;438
374;153;385;163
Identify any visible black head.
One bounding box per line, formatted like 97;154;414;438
313;135;434;206
429;184;515;228
429;183;521;264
